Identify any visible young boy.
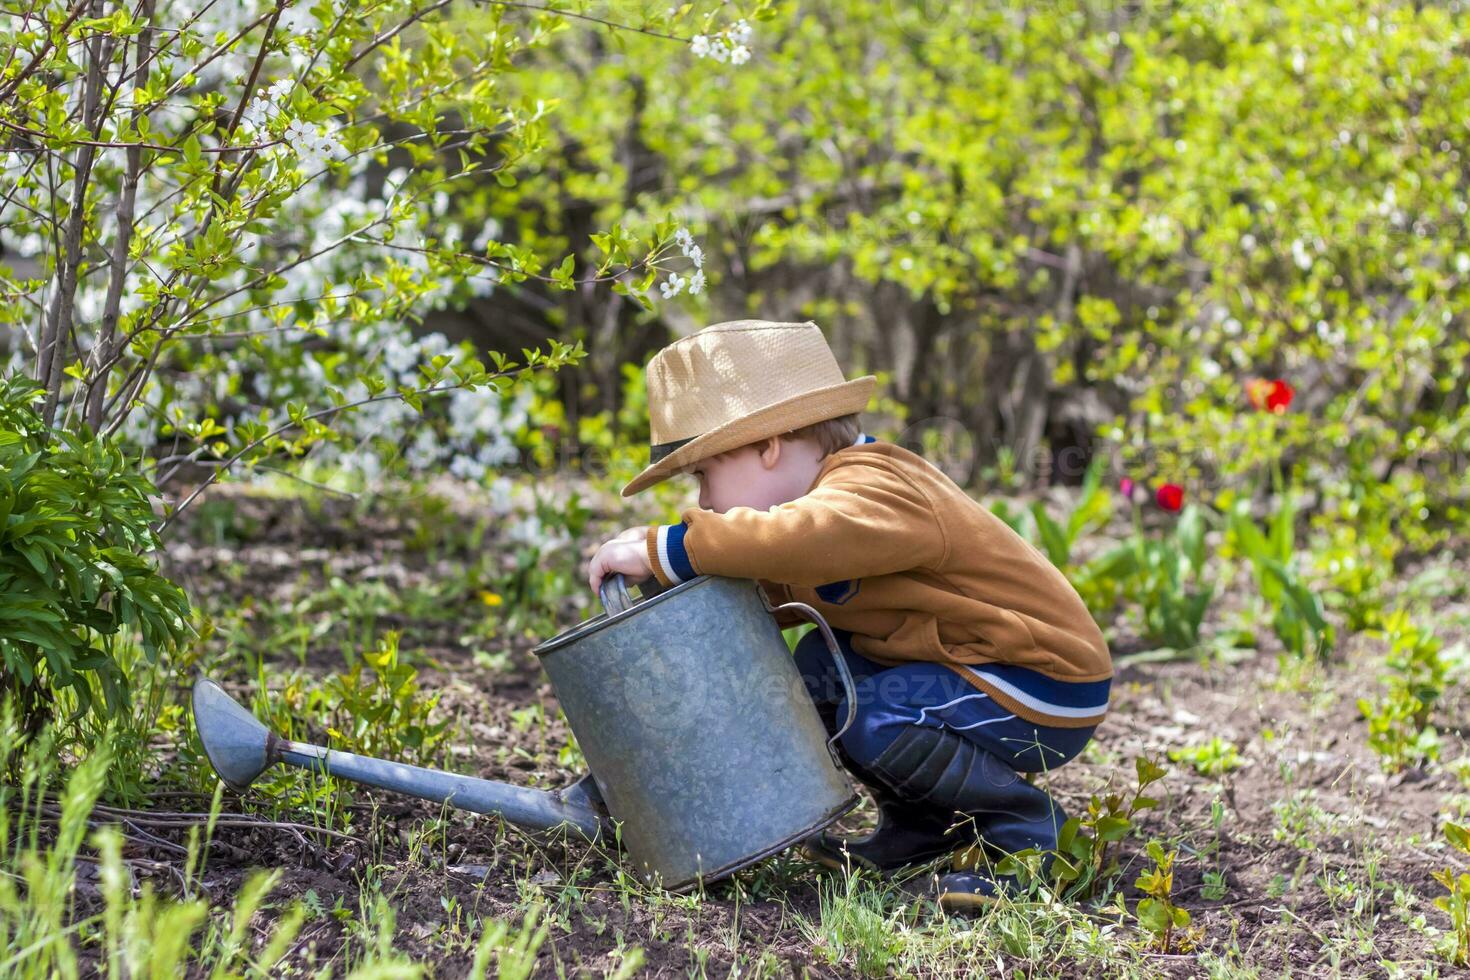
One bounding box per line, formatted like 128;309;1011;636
585;319;1111;910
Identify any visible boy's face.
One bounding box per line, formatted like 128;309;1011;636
687;436;824;514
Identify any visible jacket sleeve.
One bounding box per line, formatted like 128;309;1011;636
643;464;949;588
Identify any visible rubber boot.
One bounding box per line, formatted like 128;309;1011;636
864;725;1067;912
800;745;981;874
797;699;981;874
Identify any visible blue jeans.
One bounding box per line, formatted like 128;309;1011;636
792;627;1095;779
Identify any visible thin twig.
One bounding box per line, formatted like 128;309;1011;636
0;118;282;155
472;0;683;41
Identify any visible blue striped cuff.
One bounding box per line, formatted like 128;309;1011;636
968;663;1111;719
654;522;696;584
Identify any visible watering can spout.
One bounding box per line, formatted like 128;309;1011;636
191;677;609;843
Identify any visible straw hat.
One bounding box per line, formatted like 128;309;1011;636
620;319;877;497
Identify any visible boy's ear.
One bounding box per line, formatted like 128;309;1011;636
757;435;783;469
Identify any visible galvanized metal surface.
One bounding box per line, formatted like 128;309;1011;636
534;574;860;892
191;678;609;841
194;572;862;894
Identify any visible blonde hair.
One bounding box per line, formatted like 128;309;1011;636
701;414;862;467
779;413;861;458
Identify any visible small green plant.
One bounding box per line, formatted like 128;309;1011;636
469;902;553;980
1167;737;1246;777
1028;456;1114;569
1078;505;1213;651
1434;822;1470;967
0;377;193;735
1226;487;1333;659
803;869;907;976
1358;694;1441;774
997;756;1168;901
1133;841;1201;953
1311;514;1396;632
318;631;453;766
1356;607;1447;773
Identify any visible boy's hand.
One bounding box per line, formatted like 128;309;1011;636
586;526;653;595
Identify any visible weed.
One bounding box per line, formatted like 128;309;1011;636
319;630;453;766
805;870;908;976
1133;841;1201;953
1433;822;1470;967
1357;607;1447;773
468;902;552;980
997;755;1168;901
1168;737;1246;777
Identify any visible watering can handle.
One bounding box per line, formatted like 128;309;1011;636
599;573;636;615
762;597;859;770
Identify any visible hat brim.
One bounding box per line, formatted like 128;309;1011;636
620;376;877;497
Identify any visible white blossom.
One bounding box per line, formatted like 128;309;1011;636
690;21;754;65
240;78;293;135
382;337;417;375
449;454;487;481
488;477;515;514
476;436;517;467
404;428;441;468
506;514;543;547
657;227;707;300
1291;238;1314;271
284;118;344;172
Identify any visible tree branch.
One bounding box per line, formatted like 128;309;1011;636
85;0;156;430
157;368;534;533
37;0;107;426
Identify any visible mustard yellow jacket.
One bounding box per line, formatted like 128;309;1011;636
644;434;1112;728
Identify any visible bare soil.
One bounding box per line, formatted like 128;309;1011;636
125;484;1470;977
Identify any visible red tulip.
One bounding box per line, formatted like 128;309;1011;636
1155;483;1184;512
1246;378;1294;414
1265;380;1294;413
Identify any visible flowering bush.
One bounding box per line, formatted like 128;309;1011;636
0;0;756;523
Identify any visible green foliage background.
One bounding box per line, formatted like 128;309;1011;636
471;0;1470;555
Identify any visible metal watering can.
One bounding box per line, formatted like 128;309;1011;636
192;573;860;892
